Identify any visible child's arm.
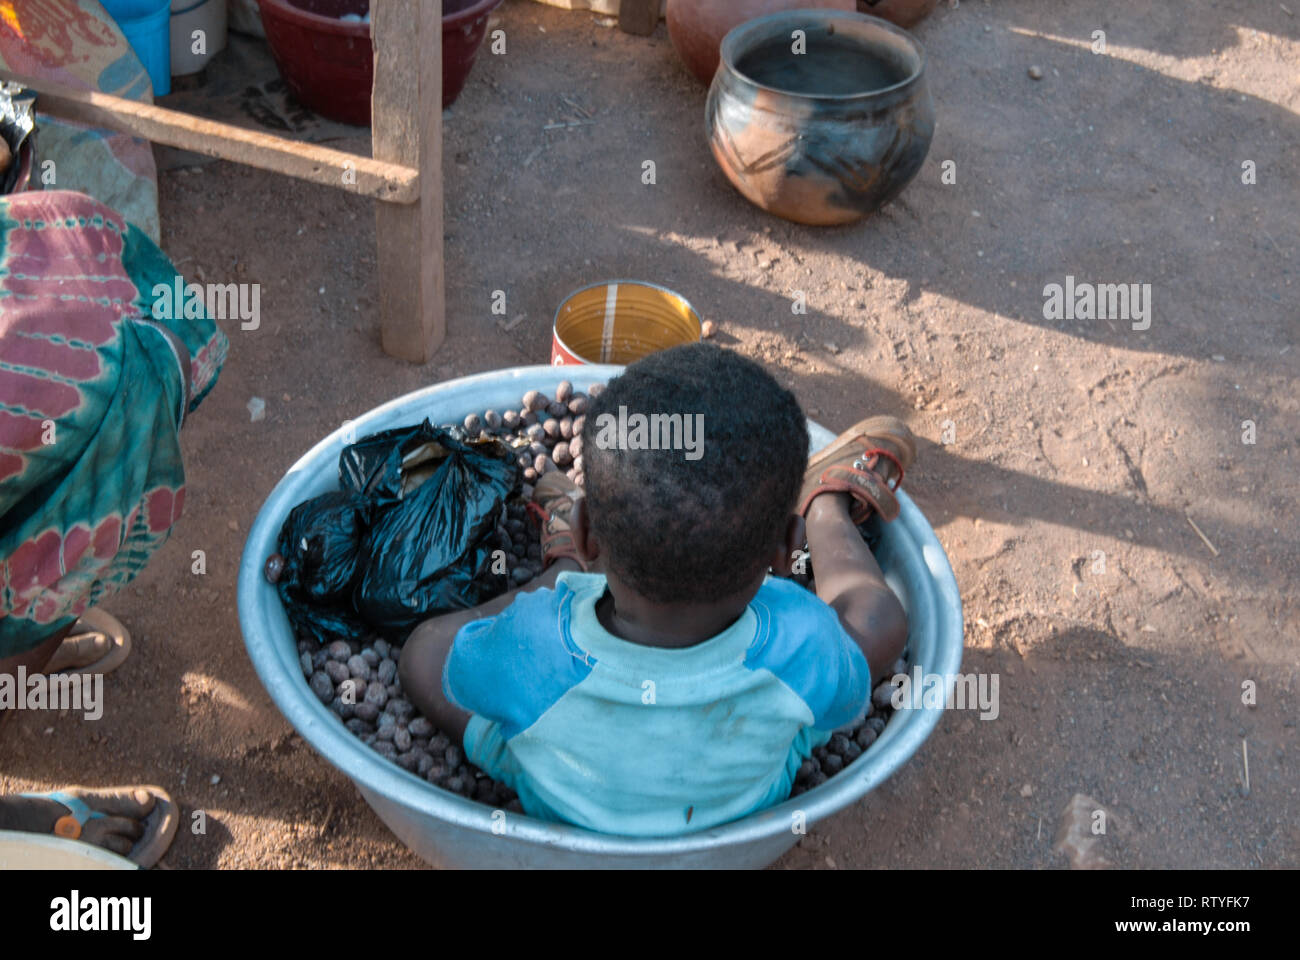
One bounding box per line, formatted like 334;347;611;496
803;493;907;683
398;559;581;742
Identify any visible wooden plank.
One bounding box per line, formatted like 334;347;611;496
0;70;419;203
372;0;444;362
618;0;659;35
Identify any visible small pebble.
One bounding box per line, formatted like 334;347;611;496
347;654;371;679
377;658;397;685
299;652;313;679
1028;65;1043;80
526;423;545;442
559;416;574;440
871;683;896;710
483;410;502;430
264;553;285;583
556;380;573;403
327;640;352;661
463;413;482;434
324;660;350;684
822;753;844;775
394;727;412;752
445;745;463;769
354;702;380;723
522;390;547;412
364;680;389;708
567;395;588;415
552;441;573;466
701;319;716;338
373;639;391;658
542;418;561;439
856;726;877;750
309;671;334;704
547;400;568;418
386;698;415;722
408;717;434;738
501;409;520;430
867;716;886;735
588;383;604;397
572;415;587;437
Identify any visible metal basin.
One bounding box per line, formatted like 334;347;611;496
238;365;963;868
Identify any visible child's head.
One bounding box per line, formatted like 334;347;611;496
579;343;808;604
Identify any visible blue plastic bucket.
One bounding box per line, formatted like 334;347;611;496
101;0;172;96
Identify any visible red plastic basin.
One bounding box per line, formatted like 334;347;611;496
257;0;503;126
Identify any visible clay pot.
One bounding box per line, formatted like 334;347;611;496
667;0;855;86
856;0;939;29
707;10;935;226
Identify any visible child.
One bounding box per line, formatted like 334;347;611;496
399;344;913;836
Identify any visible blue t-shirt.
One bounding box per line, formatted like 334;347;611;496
443;571;870;836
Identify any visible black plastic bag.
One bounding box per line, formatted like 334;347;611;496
275;420;518;643
275;491;373;644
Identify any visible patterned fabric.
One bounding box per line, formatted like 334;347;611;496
0;191;227;656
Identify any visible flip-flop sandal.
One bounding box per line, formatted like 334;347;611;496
19;785;179;870
47;608;132;676
527;473;590;572
797;415;916;523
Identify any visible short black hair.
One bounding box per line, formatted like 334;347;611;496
582;343;807;603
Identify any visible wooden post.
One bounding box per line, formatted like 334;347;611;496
372;0;445;363
618;0;659;36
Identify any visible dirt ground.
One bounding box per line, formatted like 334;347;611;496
3;0;1296;869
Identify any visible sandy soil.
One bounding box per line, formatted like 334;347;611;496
3;0;1296;869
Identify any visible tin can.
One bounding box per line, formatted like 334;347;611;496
552;280;702;366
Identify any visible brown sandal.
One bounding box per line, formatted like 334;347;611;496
527;473;590;572
797;415;916;523
44;608;132;675
19;785;179;869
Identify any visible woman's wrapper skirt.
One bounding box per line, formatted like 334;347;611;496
0;191;227;657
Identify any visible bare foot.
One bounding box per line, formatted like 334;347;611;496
41;631;115;673
0;787;155;858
